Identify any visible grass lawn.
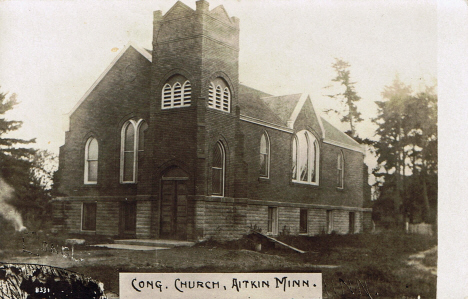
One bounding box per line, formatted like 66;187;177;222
0;230;436;298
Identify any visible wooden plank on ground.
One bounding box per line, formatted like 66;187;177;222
251;230;306;254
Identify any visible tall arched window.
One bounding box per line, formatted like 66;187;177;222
173;82;182;107
212;142;225;196
208;83;215;107
223;87;230;111
337;151;344;189
161;75;191;109
292;130;319;185
292;136;298;180
208;78;230;112
259;132;270;178
121;119;146;183
182;81;192;106
84;137;98;184
138;121;148;182
162;83;172;109
215;86;222;110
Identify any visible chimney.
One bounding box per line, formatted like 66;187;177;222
196;0;209;12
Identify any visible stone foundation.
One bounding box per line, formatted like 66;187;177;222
51;196;372;240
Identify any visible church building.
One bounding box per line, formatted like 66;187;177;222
52;0;372;241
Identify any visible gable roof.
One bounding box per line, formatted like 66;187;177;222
239;87;363;153
321;117;365;153
67;42;152;118
238;84;283;125
262;93;302;126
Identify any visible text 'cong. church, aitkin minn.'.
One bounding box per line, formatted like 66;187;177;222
52;0;372;241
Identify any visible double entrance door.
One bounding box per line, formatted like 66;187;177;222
160;179;187;240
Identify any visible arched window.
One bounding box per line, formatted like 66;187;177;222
138;121;148;181
121;119;146;183
223;87;230;111
291;136;298;180
182;80;192;106
162;83;172;109
292;130;319;185
212;142;225;196
337;151;344;189
208;83;215;107
161;75;191;109
84;137;98;184
173;82;182;107
215;86;222;110
259;132;270;178
208;78;230;112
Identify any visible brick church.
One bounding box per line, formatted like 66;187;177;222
52;0;372;241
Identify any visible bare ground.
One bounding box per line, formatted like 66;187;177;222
1;230;437;298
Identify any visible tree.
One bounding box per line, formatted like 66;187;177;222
0;87;55;230
372;77;437;225
325;58;364;137
0;88;35;183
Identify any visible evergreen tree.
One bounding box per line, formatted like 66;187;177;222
372;77;437;225
0;87;55;229
0;88;35;183
325;58;364;137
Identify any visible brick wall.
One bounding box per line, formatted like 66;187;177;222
239;121;365;208
57;47;151;197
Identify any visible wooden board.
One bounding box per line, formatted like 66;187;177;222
251;230;306;254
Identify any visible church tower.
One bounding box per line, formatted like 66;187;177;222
151;0;239;109
146;0;241;203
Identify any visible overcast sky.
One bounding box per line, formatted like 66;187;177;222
0;0;437;154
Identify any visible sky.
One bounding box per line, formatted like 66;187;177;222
0;0;437;156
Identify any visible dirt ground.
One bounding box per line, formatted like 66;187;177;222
1;231;437;298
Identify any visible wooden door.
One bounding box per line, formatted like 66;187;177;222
121;201;136;238
160;180;187;240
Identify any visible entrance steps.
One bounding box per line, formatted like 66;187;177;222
114;239;195;248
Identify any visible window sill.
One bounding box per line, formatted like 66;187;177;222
291;181;320;188
258;177;270;183
299;233;308;236
206;107;232;115
292;180;319;186
161;105;192;110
